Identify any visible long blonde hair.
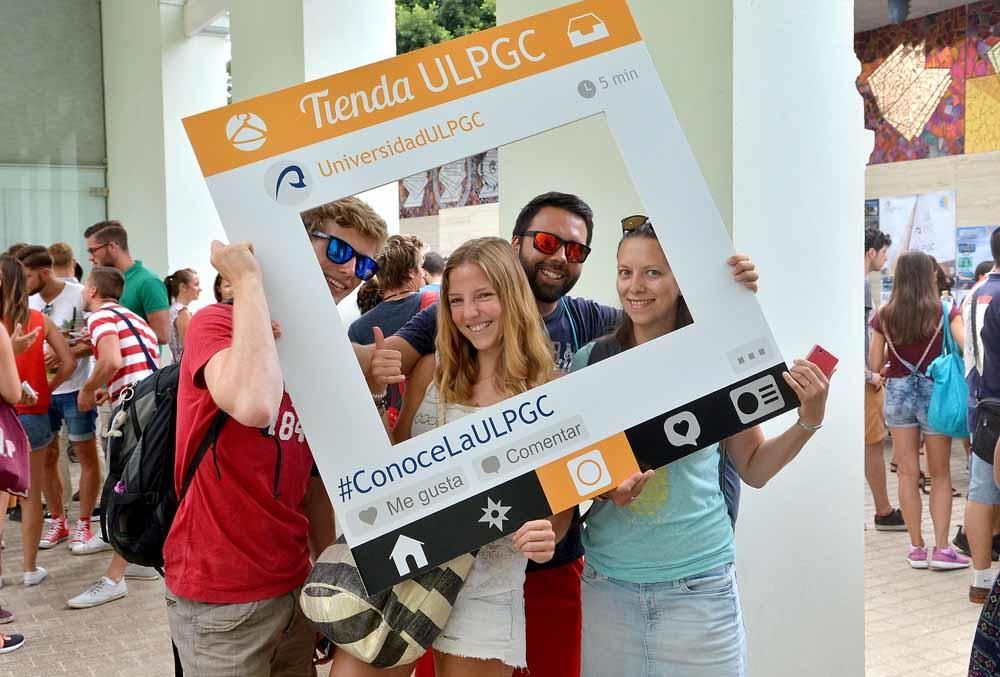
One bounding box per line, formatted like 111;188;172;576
435;237;555;404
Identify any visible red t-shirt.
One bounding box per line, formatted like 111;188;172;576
15;310;51;415
163;303;315;604
870;303;960;379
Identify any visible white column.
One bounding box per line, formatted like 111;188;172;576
101;1;228;308
161;2;229;308
229;0;399;234
733;2;866;676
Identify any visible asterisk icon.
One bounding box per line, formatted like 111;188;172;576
479;497;511;531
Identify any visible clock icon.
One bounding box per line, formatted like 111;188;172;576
577;79;597;99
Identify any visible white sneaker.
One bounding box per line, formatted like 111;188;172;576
23;566;48;587
124;564;160;580
67;577;127;609
71;532;112;556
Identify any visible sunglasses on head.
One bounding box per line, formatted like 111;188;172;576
309;230;379;281
525;231;591;263
621;214;653;234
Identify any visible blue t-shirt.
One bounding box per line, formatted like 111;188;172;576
391;295;618;569
977;274;1000;399
348;293;431;345
572;342;735;583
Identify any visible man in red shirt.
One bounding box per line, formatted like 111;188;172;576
165;197;391;675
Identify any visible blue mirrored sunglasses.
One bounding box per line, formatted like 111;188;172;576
309;230;379;281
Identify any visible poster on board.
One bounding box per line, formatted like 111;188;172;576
955;225;1000;303
184;0;799;593
877;190;957;305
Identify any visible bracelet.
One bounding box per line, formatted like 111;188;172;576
796;418;823;432
372;391;387;410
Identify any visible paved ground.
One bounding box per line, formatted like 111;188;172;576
0;440;988;675
865;439;987;677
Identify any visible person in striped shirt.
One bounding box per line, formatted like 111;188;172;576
69;266;159;610
77;267;159;412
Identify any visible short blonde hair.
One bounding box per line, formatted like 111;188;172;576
301;197;389;251
48;242;74;268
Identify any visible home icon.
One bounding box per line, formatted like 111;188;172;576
389;534;428;577
567;13;609;48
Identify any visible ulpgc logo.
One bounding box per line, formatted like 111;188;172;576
226;112;268;151
265;161;313;205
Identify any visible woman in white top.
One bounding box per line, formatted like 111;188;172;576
163;268;200;365
332;238;572;677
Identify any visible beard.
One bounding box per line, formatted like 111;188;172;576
519;254;580;304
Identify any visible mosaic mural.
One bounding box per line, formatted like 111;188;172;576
398;150;498;218
856;0;1000;164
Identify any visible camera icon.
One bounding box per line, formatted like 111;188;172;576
567;450;612;496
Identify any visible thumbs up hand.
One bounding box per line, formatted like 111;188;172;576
368;327;404;393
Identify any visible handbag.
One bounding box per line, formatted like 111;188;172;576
926;300;970;438
300;385;475;667
0;400;31;497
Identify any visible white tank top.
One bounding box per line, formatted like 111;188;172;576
411;382;527;599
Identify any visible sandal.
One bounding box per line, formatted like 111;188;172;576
918;472;963;498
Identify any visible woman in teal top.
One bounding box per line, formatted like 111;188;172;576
572;222;832;677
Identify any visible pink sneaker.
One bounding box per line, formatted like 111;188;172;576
39;517;68;549
930;546;970;570
907;545;928;569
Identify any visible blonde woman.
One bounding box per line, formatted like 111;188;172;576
332;238;572;677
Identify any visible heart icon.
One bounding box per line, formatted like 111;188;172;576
359;507;378;525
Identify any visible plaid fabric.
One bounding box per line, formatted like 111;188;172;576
301;542;475;668
971;575;1000;675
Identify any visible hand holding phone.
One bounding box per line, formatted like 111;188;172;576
806;345;838;378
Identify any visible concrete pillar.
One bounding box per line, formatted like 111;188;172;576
733;2;866;674
101;0;228;306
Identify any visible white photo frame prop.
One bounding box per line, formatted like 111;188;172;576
185;0;798;594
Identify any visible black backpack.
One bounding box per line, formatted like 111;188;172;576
99;310;227;570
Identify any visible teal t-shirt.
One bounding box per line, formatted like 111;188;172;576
119;260;169;321
572;342;736;583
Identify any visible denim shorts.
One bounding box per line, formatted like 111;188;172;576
581;562;745;677
18;413;54;451
968;453;1000;504
48;392;96;442
884;375;942;435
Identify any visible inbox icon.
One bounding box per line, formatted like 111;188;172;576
730;375;785;424
567;14;609;48
567;450;612;496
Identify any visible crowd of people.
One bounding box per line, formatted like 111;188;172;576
0;192;834;676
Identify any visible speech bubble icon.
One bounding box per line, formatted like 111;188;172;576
663;411;701;447
481;456;501;474
359;507;378;525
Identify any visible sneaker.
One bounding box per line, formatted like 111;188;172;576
68;520;88;550
874;508;906;531
7;505;20;522
23;566;48;586
0;633;24;654
72;490;79;501
39;516;68;549
930;546;971;570
907;545;928;569
71;530;112;556
971;585;991;604
124;564;160;581
67;577;127;609
0;608;13;624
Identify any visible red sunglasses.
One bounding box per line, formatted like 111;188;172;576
525;231;592;263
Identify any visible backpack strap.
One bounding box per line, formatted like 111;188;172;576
972;286;987;399
881;307;941;377
106;307;158;373
177;410;229;503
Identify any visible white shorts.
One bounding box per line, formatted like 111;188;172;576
433;587;527;668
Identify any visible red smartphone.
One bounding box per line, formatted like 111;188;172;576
806;344;838;378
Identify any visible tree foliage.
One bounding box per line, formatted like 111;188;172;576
396;0;496;54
